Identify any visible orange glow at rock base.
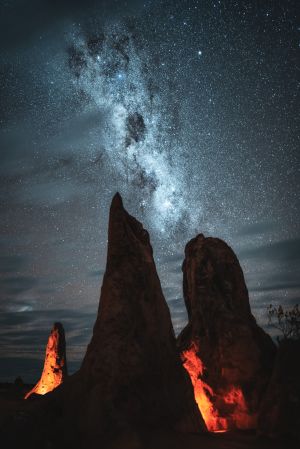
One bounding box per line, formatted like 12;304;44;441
25;323;66;399
181;343;256;432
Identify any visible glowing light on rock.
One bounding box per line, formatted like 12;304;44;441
181;342;255;432
24;322;67;399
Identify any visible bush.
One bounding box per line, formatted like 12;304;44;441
267;304;300;341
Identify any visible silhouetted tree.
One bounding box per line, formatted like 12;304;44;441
267;304;300;341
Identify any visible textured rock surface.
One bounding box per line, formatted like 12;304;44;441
177;234;276;431
258;339;300;442
59;194;205;448
25;322;67;399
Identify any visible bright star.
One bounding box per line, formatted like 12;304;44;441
163;199;172;210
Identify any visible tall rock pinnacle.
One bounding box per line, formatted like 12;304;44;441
25;322;67;399
61;193;205;447
177;234;276;432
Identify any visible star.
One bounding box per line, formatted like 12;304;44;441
0;0;298;383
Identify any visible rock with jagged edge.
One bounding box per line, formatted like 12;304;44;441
57;194;205;448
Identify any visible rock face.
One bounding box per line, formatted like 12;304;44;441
60;194;205;447
258;339;300;442
25;322;67;399
177;234;276;432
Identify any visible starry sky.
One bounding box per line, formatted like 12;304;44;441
0;0;299;382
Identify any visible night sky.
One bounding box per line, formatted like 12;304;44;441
0;0;299;382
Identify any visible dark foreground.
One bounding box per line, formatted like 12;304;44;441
0;388;298;449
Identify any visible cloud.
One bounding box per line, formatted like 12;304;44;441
236;221;277;237
0;307;96;381
239;238;300;263
0;254;27;273
0;1;98;52
19;180;80;206
249;281;300;293
89;269;105;277
0;276;38;295
160;252;183;264
0;0;147;53
168;297;185;311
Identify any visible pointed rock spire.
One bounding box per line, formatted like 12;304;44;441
63;194;205;445
25;322;67;399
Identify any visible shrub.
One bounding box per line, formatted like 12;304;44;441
267;304;300;341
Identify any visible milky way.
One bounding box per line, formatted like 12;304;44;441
0;0;299;381
67;21;201;234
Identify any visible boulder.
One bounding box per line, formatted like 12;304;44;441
177;234;276;431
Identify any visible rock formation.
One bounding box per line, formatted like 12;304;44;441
25;322;67;399
177;234;276;432
258;339;300;442
58;194;205;448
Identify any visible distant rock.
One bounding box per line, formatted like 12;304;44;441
258;339;300;441
25;322;67;399
14;376;23;388
177;234;276;431
59;193;205;447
